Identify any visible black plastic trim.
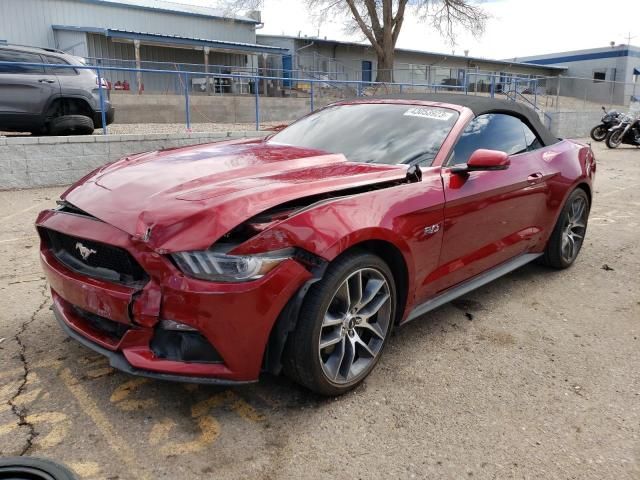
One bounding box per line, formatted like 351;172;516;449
263;260;328;375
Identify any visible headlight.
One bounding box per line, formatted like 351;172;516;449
171;248;293;282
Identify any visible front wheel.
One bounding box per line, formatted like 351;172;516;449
590;124;608;142
283;251;396;396
606;129;624;149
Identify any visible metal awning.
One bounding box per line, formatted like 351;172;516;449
52;25;289;55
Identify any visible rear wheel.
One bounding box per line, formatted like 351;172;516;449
605;129;624;149
541;188;589;269
589;124;608;142
48;115;94;136
284;251;396;396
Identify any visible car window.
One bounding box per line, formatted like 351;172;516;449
449;113;529;165
523;122;542;151
269;103;459;166
0;50;45;74
44;55;77;75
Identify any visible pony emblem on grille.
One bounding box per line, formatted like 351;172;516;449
75;242;97;260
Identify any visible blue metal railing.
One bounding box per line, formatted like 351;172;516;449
1;60;545;136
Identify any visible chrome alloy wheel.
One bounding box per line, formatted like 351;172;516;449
561;195;588;263
318;268;392;384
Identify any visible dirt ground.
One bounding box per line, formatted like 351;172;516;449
0;140;638;479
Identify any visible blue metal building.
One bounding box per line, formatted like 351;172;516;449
0;0;287;92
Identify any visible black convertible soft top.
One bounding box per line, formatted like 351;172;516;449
371;93;559;146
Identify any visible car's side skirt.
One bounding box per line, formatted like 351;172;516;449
405;253;542;322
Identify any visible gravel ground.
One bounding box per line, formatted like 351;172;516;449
0;140;638;479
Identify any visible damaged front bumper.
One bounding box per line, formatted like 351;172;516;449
37;209;312;383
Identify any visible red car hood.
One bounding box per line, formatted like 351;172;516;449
63;138;408;252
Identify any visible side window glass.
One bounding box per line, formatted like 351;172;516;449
449;113;528;165
44;55;77;75
0;50;44;74
523;123;542;151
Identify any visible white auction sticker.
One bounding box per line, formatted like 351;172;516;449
403;107;454;121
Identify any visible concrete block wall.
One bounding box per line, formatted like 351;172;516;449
110;94;334;124
546;111;602;139
0;131;267;190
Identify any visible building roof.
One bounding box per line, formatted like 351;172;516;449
257;34;567;72
515;44;640;65
78;0;259;24
367;93;559;146
53;26;288;55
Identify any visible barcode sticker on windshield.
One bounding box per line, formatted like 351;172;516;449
404;107;454;121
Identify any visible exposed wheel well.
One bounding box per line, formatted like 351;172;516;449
575;183;592;208
340;240;409;324
45;98;93;121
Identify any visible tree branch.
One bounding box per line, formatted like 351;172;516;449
392;0;409;46
344;0;385;57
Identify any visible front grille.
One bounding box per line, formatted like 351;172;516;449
44;229;148;286
74;306;130;341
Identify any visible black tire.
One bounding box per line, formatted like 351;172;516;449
29;126;48;136
540;188;590;269
605;129;624;149
0;457;77;479
48;115;94;136
589;124;608;142
283;250;396;396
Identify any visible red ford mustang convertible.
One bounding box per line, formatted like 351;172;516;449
36;94;595;395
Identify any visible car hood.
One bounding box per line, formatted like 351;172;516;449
63;138;409;252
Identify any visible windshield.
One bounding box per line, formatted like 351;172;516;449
268;103;459;166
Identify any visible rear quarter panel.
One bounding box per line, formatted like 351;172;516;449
533;139;595;250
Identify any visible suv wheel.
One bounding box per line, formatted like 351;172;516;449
48;115;94;136
284;251;396;396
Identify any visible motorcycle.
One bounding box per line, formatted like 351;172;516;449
590;106;621;141
605;113;640;149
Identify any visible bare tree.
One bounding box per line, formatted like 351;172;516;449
221;0;487;83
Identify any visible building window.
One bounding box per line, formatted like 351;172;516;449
593;70;606;83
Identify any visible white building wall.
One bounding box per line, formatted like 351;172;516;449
0;0;256;49
519;45;640;105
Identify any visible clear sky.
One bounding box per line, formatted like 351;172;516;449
181;0;638;59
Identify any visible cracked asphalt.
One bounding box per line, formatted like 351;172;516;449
0;140;638;479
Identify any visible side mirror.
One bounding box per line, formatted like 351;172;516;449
602;106;607;112
450;149;510;174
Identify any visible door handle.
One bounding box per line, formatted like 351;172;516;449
38;79;55;84
527;172;544;184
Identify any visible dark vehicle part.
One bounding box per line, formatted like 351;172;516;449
605;114;640;149
590;106;620;142
48;115;94;135
151;327;224;363
0;457;78;480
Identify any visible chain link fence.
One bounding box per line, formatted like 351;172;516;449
1;57;638;138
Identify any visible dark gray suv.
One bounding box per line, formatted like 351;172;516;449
0;44;114;135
